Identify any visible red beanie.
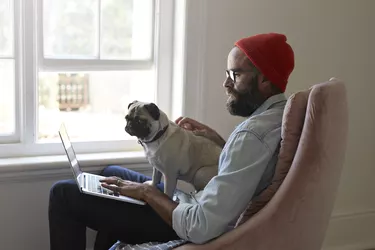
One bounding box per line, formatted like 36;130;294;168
235;33;294;92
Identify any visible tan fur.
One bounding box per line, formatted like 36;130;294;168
127;101;222;198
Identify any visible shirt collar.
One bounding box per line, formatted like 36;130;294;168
251;93;287;117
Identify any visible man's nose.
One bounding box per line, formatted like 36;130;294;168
223;76;233;88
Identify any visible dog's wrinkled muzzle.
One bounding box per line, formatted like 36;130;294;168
125;120;150;139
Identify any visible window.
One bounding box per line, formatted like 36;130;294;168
0;0;16;140
0;0;175;158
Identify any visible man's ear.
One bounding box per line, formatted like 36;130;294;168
257;75;277;97
258;80;272;93
128;100;137;109
144;103;160;120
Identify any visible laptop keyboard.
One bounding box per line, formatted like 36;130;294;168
86;174;117;196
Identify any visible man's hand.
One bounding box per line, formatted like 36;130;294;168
175;117;226;148
100;176;178;227
99;177;152;201
175;117;209;131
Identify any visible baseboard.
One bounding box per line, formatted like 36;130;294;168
324;243;375;250
322;209;375;250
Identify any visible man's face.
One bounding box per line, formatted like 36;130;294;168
223;46;266;117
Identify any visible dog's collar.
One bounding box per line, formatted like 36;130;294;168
138;124;169;145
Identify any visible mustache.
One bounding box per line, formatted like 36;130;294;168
226;87;244;98
226;87;237;96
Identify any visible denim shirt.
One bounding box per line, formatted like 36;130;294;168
172;93;287;244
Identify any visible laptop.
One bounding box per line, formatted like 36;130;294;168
58;123;146;206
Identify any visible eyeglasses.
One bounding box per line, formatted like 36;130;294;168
225;69;254;83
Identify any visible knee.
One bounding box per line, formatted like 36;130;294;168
101;165;124;177
101;165;143;182
49;180;77;207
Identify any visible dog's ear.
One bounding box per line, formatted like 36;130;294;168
144;103;160;120
128;100;137;109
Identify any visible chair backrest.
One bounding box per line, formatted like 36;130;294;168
236;87;311;226
175;78;348;250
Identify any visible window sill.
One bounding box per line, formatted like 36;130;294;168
0;151;151;183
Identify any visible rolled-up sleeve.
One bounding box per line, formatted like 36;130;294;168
172;131;272;244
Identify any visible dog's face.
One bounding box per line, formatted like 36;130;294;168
125;101;169;141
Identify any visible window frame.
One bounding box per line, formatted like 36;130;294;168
37;0;156;71
0;0;175;158
0;0;22;144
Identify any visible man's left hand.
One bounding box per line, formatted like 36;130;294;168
101;176;178;227
99;177;152;201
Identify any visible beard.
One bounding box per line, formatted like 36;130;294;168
226;78;266;117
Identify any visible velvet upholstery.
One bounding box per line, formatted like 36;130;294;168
174;77;348;250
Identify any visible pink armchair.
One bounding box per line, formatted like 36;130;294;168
175;78;348;250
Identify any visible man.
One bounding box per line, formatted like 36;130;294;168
48;32;294;250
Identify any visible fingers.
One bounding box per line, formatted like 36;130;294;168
176;117;194;126
175;117;193;131
174;116;184;124
101;183;118;192
176;117;205;131
182;123;193;130
99;176;123;186
100;177;123;193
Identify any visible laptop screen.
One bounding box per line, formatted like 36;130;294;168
58;124;82;179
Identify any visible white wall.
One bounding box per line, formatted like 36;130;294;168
0;0;374;249
187;0;375;249
0;163;153;250
0;178;64;250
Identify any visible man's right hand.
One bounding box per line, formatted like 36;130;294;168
175;117;226;148
175;117;210;131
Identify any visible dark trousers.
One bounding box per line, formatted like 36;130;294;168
48;165;179;250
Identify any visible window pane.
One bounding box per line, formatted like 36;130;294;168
100;0;133;59
38;70;156;142
0;60;15;135
0;0;13;57
43;0;98;58
101;0;153;60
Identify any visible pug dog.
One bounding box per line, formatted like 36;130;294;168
125;100;222;198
